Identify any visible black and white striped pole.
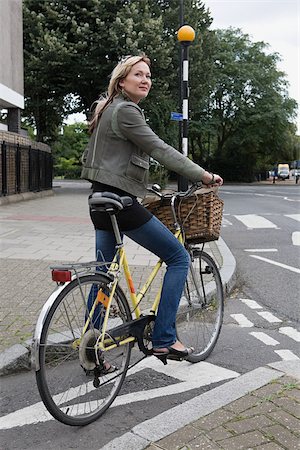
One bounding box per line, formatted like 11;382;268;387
177;25;195;192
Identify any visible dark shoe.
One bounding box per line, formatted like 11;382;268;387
153;346;194;365
101;362;117;374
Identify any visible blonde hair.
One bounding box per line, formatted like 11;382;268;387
89;54;151;133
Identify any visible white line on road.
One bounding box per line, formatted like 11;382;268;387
292;231;300;246
256;311;282;323
279;327;300;342
234;215;278;229
244;249;278;252
239;299;262;309
285;214;300;222
230;314;254;327
274;350;300;361
0;361;239;430
221;218;233;227
249;255;300;274
249;332;279;346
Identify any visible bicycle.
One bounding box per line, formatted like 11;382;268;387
32;183;224;426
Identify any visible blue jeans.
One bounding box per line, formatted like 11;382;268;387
95;216;190;348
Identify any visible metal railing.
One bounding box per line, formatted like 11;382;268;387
0;141;53;196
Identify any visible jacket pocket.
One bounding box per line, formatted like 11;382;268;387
126;154;149;182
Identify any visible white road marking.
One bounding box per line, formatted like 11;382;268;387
279;327;300;342
249;332;279;346
249;255;300;274
240;299;262;309
274;350;300;361
230;314;254;327
222;218;233;227
234;214;278;229
244;249;278;252
256;311;282;323
115;361;238;406
285;214;300;222
0;360;239;430
292;231;300;246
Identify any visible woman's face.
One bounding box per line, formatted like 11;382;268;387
119;61;152;103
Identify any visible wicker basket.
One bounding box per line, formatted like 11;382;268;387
145;189;224;244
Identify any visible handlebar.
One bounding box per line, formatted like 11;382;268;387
148;182;202;200
147;182;204;232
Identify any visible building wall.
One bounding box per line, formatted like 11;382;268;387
0;0;24;109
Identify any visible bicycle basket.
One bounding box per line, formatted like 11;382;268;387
145;188;224;244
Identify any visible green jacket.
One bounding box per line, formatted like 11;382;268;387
81;95;205;198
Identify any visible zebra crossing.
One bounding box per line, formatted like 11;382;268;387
222;213;300;232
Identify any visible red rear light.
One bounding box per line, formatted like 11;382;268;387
52;270;72;283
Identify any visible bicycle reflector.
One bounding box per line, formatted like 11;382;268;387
52;270;72;283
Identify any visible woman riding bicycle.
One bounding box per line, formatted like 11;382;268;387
81;54;223;362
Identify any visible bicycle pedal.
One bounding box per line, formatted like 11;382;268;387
167;354;184;362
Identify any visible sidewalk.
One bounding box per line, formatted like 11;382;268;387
0;180;235;374
102;361;300;450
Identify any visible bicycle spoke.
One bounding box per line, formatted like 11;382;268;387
36;274;132;426
177;250;224;362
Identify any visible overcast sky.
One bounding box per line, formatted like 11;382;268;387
205;0;299;132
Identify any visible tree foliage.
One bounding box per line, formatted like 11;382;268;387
22;0;298;180
189;28;297;180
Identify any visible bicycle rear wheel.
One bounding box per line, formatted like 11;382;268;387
176;249;224;363
36;273;132;426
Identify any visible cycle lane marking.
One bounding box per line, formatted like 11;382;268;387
237;299;300;362
230;314;254;327
285;214;300;222
249;332;280;346
244;248;278;252
274;350;300;361
292;232;300;245
256;311;282;323
239;299;262;309
249;255;300;274
279;327;300;342
0;361;239;430
234;215;279;229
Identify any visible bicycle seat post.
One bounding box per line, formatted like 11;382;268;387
110;214;123;247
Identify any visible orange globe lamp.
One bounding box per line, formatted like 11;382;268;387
177;25;195;42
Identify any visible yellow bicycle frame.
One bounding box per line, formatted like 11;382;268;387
86;229;183;352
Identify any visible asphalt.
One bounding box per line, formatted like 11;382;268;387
0;179;299;450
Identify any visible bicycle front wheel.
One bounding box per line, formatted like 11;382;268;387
176;249;224;363
36;273;132;426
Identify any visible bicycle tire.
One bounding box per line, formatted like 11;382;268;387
176;249;224;363
36;273;132;426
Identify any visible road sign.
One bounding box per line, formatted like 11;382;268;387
170;112;183;121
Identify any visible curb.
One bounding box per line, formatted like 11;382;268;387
0;238;236;376
99;360;300;450
217;237;236;295
0;189;54;206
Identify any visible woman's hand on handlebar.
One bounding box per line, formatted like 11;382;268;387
202;171;223;186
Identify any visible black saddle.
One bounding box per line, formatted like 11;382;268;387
88;191;133;214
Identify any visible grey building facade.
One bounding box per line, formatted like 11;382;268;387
0;0;24;133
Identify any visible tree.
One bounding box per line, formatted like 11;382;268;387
189;28;298;180
23;0;213;146
23;1;73;142
52;122;89;177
